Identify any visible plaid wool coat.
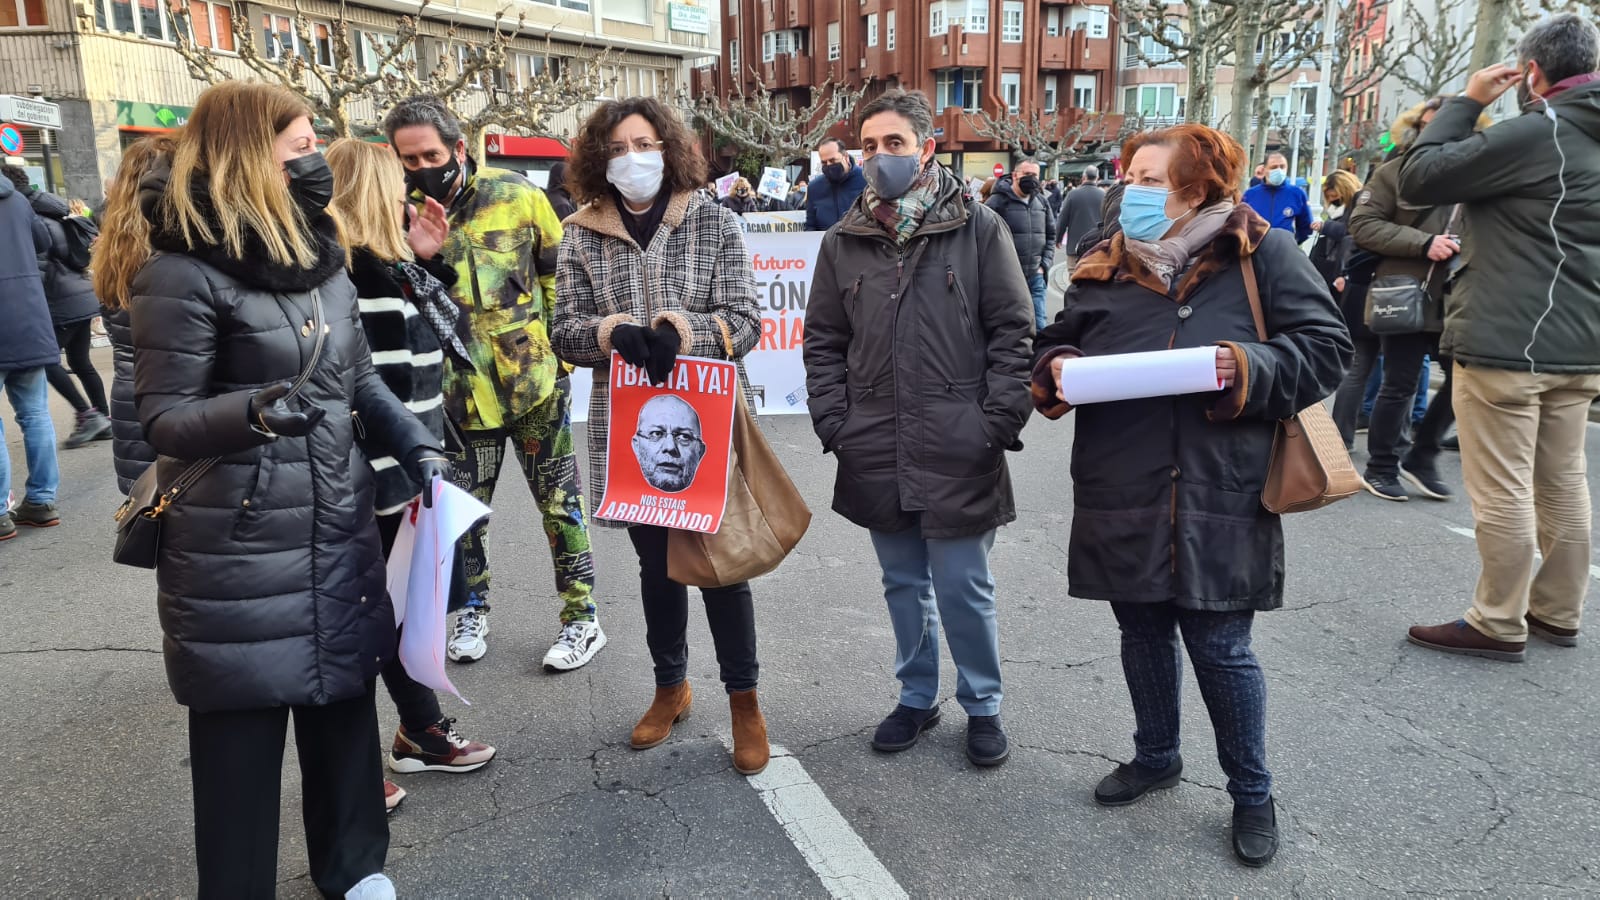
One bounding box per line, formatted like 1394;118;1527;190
551;190;761;525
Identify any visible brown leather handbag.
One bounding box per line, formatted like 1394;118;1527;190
1239;259;1362;514
666;321;812;587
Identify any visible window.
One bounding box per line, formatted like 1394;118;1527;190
728;39;738;77
184;0;234;50
1000;72;1020;113
1045;7;1061;37
827;21;840;61
604;0;651;24
1;0;47;28
865;13;877;48
885;10;895;50
760;28;803;62
929;2;944;36
933;67;983;112
963;0;988;34
1042;74;1057;111
1133;24;1184;64
1001;1;1022;42
355;30;414;75
508;52;564;88
1125;84;1178;118
728;0;736;13
931;0;988;35
1073;74;1096;109
532;0;589;11
1070;5;1110;39
98;0;182;40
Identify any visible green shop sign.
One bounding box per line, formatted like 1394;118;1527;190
116;101;192;130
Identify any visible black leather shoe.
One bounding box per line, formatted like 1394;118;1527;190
965;715;1010;767
1093;757;1183;806
870;704;940;752
1232;796;1279;867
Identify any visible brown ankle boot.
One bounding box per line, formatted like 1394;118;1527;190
729;688;770;775
631;681;692;750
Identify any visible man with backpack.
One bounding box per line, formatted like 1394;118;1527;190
2;166;110;448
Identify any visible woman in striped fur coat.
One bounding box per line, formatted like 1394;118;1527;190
326;139;495;812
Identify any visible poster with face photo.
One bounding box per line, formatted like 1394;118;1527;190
596;352;738;534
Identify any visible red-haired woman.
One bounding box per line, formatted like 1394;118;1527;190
1030;124;1351;867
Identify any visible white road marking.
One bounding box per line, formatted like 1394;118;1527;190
1442;524;1600;581
732;741;908;900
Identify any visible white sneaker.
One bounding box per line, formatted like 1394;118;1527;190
542;619;607;672
447;608;490;663
345;874;396;900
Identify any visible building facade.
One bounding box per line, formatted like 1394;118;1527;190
0;0;718;201
699;0;1122;179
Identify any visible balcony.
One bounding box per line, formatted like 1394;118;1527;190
1073;31;1114;70
783;0;811;29
1040;32;1070;67
761;55;792;86
925;25;989;69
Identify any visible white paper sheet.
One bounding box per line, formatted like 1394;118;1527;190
1055;347;1225;406
384;480;491;703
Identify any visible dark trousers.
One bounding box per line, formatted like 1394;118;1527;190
1366;331;1455;479
1332;335;1381;448
376;512;445;732
628;524;759;693
188;682;388;899
44;319;107;414
1110;602;1272;807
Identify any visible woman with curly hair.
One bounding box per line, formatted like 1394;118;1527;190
549;97;769;776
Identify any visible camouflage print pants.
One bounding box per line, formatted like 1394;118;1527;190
450;376;597;623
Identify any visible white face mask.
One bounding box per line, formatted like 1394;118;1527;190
607;151;664;205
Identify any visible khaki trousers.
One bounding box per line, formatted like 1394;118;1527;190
1455;362;1600;640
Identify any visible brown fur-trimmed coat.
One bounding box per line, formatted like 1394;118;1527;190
1031;205;1351;611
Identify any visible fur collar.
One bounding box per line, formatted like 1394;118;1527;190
567;191;697;246
1072;205;1270;303
145;169;346;293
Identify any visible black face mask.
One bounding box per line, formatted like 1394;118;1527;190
1019;175;1041;195
823;161;848;183
405;155;462;204
284;153;334;215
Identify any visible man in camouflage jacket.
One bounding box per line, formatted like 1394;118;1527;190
385;96;604;672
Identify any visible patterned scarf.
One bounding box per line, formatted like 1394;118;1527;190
862;160;941;246
1123;201;1236;289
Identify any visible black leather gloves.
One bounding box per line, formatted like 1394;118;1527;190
612;321;684;386
611;323;653;369
250;383;326;438
644;323;681;386
403;446;451;508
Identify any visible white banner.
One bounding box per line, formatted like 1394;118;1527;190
568;230;822;423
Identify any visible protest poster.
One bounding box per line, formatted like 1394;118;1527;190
566;230;822;424
757;166;790;201
714;171;740;198
594;352;738;534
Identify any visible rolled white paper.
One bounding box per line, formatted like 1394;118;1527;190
1056;347;1225;405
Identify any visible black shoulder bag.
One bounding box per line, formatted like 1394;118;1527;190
1368;205;1459;335
113;289;328;568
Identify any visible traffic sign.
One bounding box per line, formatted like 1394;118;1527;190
0;125;22;156
992;163;1004;177
0;95;61;130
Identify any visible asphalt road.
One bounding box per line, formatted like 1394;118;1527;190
3;350;1598;898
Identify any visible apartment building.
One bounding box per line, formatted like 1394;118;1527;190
0;0;718;200
700;0;1122;178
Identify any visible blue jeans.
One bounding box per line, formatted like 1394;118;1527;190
1363;355;1430;423
1110;602;1271;806
869;525;1002;716
1027;271;1048;331
0;368;60;508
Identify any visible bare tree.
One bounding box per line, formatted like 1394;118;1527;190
678;75;869;170
1116;0;1239;124
172;0;426;138
1323;0;1398;166
963;108;1124;166
1216;0;1324;171
1373;0;1476;101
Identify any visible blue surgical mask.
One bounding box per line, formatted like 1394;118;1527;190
1266;168;1288;187
1119;184;1185;242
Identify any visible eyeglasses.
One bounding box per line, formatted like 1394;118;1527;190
635;429;702;448
608;138;664;158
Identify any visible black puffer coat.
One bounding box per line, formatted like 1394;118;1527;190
130;177;436;713
105;307;155;495
1031;206;1351;611
984;175;1058;274
31;191;100;326
0;177;54;370
804;165;1035;539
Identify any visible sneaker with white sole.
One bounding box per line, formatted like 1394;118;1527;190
345;873;396;900
446;607;490;663
389;717;496;774
383;780;406;814
542;619;607;671
1400;466;1454;501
